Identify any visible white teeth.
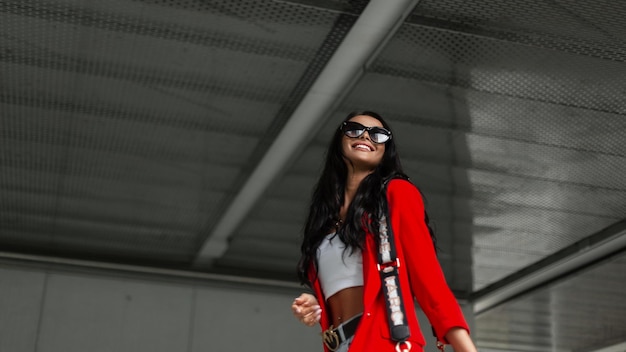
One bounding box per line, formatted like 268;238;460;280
354;144;372;151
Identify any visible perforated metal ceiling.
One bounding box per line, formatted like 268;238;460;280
1;1;625;351
1;0;362;265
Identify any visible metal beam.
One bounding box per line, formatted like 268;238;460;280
472;220;626;315
0;251;301;294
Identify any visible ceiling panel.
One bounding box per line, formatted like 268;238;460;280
1;0;359;266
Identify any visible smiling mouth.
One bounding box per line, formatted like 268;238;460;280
353;143;373;151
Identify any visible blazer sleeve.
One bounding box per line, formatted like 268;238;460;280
386;179;469;343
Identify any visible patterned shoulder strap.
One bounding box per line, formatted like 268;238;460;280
379;180;445;352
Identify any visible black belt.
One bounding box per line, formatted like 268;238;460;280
321;315;361;351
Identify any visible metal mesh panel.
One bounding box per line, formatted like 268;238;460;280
372;25;626;114
0;0;350;265
464;91;626;156
413;0;626;62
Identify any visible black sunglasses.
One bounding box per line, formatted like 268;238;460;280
341;121;392;144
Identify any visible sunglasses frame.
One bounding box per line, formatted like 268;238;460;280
341;121;392;144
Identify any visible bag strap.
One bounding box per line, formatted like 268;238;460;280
378;199;412;352
379;183;446;352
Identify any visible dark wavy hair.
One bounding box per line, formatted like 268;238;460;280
297;111;436;287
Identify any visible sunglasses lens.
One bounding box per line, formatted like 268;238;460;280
343;122;365;138
370;129;390;143
342;122;391;143
344;129;365;138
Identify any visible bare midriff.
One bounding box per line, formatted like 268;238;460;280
327;286;364;328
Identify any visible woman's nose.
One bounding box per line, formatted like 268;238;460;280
359;130;372;141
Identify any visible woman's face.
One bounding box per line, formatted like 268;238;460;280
341;114;386;171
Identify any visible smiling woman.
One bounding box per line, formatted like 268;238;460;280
290;111;478;352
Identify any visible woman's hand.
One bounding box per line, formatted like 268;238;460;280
292;293;322;327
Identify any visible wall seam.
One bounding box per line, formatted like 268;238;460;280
32;272;49;352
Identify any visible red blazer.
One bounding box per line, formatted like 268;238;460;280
309;179;469;352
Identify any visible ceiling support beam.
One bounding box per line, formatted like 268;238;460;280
0;251;302;294
193;0;421;267
472;220;626;315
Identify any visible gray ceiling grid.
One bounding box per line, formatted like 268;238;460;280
1;1;625;351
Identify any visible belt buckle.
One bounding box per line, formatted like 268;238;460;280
322;326;340;351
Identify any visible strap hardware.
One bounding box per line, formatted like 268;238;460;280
377;258;400;272
396;341;412;352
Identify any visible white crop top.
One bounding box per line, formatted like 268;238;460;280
316;233;364;300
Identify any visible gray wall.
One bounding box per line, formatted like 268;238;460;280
0;264;319;352
0;263;474;352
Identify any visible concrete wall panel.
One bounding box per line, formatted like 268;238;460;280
191;286;320;352
0;267;46;352
37;273;193;352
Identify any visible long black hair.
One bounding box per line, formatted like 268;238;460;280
297;111;436;287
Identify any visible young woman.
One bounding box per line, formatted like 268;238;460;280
291;111;477;352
